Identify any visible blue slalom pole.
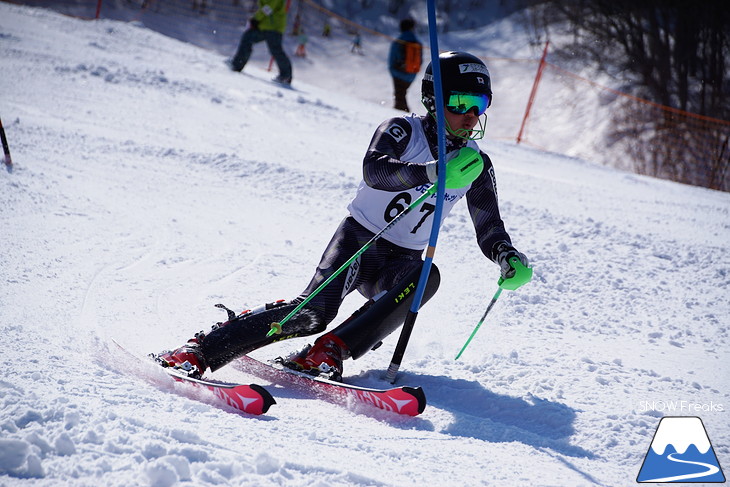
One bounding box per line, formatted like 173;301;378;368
385;0;446;384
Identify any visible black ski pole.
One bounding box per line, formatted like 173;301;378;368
0;117;12;169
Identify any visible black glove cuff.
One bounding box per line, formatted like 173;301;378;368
491;240;514;261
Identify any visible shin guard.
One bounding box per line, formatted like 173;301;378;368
201;301;325;372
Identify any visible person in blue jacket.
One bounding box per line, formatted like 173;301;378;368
389;18;423;112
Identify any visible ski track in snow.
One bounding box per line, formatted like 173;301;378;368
1;3;728;486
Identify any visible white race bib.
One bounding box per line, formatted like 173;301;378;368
348;117;476;250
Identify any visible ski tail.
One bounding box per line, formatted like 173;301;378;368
160;362;277;416
112;339;276;416
402;386;427;415
249;383;277;414
235;354;427;416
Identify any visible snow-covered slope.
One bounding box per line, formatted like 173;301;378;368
1;4;728;486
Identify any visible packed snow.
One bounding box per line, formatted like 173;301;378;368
1;3;728;486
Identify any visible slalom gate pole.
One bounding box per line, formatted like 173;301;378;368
385;0;446;384
516;41;549;145
267;184;438;336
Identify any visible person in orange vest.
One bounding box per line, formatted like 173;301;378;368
389;18;422;112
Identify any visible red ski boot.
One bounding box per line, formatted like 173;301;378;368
155;334;208;379
285;334;348;381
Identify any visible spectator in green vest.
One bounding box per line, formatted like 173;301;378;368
228;0;293;85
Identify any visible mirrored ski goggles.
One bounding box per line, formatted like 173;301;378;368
445;92;491;116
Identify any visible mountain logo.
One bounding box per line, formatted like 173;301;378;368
637;416;725;483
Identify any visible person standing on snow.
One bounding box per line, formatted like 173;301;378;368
228;0;293;85
351;31;363;54
156;51;531;382
389;18;422;112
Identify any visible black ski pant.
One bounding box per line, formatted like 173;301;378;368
201;216;440;370
298;216;427;324
230;28;292;80
392;77;412;112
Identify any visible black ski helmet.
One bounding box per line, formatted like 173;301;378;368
421;51;492;114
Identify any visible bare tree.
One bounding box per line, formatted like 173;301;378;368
529;0;730;190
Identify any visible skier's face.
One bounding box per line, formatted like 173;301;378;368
444;108;479;139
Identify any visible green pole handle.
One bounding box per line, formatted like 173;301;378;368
498;257;533;290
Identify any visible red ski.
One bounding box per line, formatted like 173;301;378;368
233;355;426;416
112;340;275;415
161;366;276;416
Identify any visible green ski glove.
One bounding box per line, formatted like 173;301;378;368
498;257;532;290
426;147;484;189
494;241;532;290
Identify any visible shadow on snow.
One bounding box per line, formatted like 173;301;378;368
394;372;595;460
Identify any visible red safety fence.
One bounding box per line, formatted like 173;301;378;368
509;51;730;192
4;0;728;191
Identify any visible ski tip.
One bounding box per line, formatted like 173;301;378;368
250;383;277;414
401;386;427;415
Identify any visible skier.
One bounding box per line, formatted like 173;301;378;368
295;30;308;58
156;51;530;381
351;32;363;54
